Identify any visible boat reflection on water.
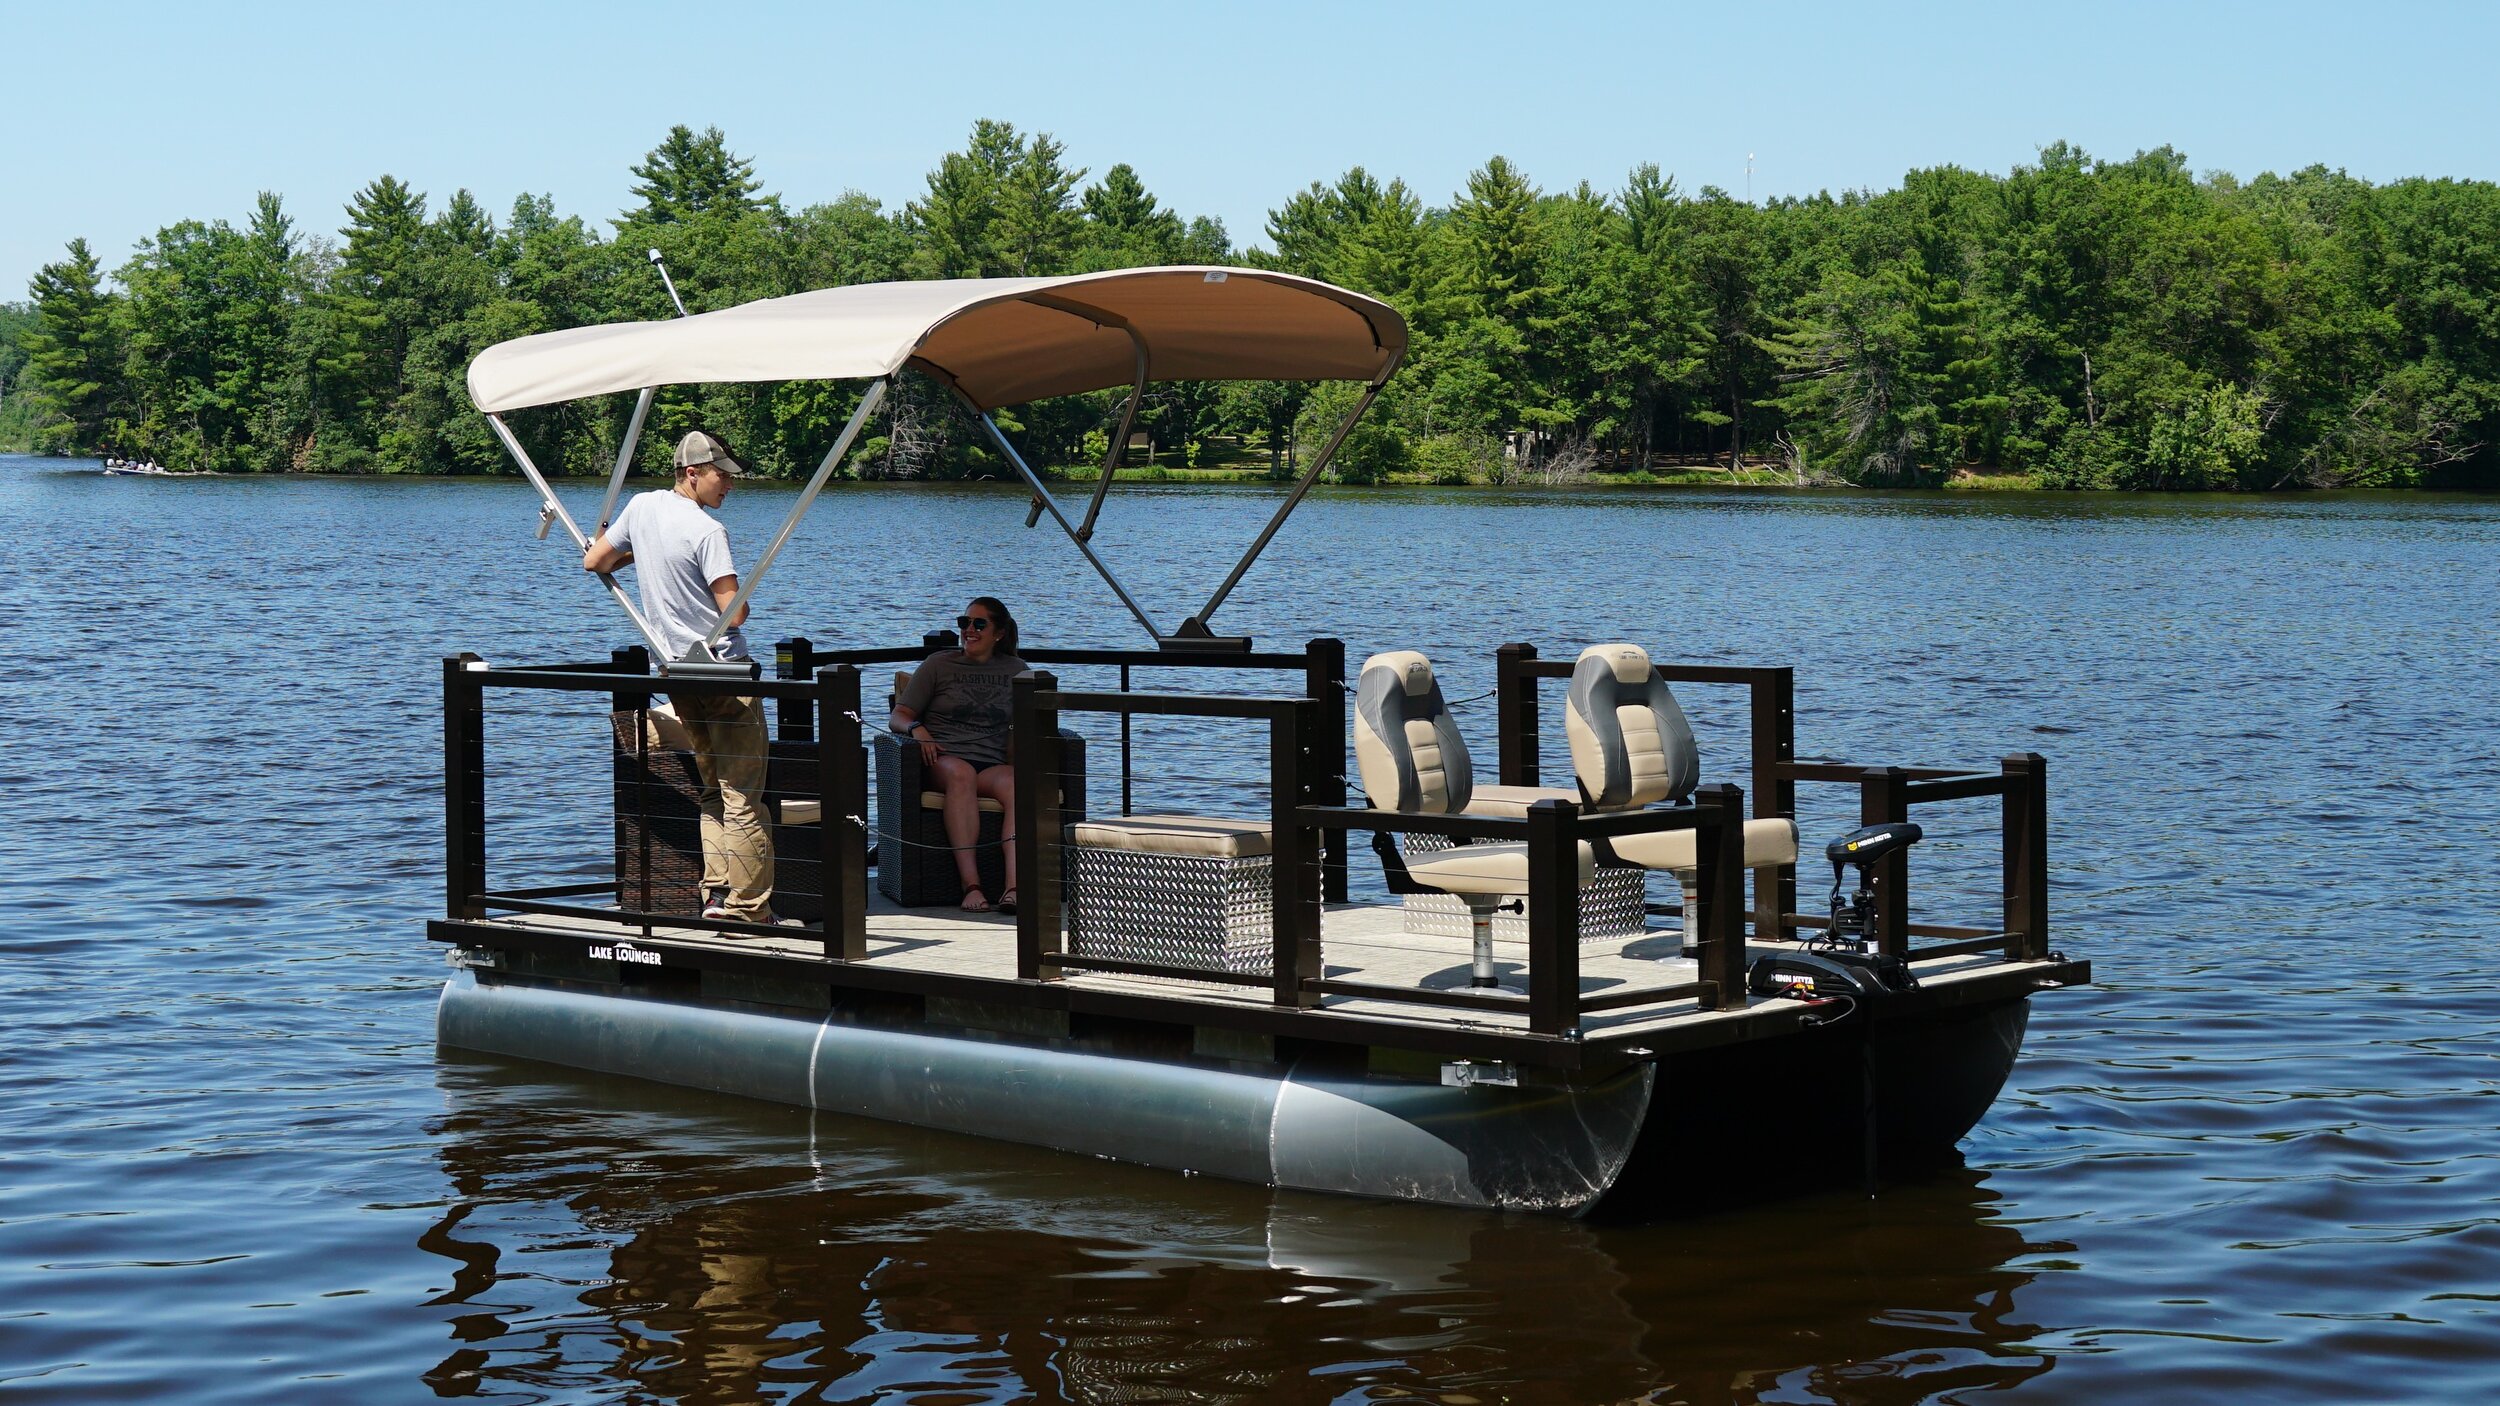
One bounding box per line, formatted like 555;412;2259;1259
421;1053;2065;1403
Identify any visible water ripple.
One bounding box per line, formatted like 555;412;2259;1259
4;461;2498;1402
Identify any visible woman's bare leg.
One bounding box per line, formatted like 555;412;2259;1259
976;763;1017;897
931;754;985;900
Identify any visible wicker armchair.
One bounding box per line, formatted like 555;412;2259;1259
610;709;835;923
872;728;1087;905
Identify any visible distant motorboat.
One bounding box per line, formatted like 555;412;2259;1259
102;458;174;476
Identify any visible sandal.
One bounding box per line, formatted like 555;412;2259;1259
997;888;1018;915
959;888;993;913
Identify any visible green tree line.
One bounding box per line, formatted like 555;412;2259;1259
8;124;2496;489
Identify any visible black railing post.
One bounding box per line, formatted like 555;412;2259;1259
608;645;651;711
775;637;815;741
1304;637;1349;903
1013;670;1065;981
1526;798;1582;1035
1860;766;1911;957
610;646;652;918
818;664;867;960
1495;642;1540;787
1118;661;1134;817
1270;698;1324;1008
1751;667;1795;942
1696;784;1748;1010
2003;753;2049;960
923;628;958;653
443;655;486;920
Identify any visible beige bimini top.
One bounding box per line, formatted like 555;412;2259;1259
466;267;1407;414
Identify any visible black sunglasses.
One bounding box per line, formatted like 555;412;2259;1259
956;614;996;633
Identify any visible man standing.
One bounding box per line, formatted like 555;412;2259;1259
583;430;781;925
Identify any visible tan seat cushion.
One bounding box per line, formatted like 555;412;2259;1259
1462;783;1576;818
1404;839;1597;897
780;798;822;826
919;792;1006;814
1608;817;1798;874
1068;814;1273;859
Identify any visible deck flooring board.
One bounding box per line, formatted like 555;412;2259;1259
462;894;2065;1046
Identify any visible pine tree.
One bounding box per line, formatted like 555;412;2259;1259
231;192;305;469
911;120;1024;278
435;188;494;254
24;238;123;450
625;125;763;224
1454;156;1546;320
1078;163;1183;268
329;175;429;434
995;131;1085;276
1621;163;1679;258
1261;182;1340;279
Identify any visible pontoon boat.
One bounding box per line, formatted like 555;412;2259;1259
434;268;2087;1214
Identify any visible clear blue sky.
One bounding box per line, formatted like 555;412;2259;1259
6;0;2496;295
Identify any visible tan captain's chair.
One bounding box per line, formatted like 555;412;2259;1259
1355;650;1593;988
1565;643;1797;940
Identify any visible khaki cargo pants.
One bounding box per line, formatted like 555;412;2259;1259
673;693;775;920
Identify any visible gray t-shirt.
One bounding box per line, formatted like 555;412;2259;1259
606;488;751;663
898;649;1028;768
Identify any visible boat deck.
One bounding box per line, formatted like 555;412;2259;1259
433;895;2084;1070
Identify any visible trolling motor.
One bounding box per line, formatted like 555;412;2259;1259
1823;822;1923;951
1748;822;1926;1002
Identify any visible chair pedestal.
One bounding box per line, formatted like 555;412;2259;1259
1465;897;1502;988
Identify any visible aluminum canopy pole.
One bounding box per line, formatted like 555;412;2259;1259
1193;375;1389;630
959;390;1165;643
699;377;888;655
596;255;694;534
593;387;657;535
648;247;690;317
1071;329;1150;541
486;412;670;662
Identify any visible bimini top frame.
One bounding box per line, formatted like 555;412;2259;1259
467;267;1408;669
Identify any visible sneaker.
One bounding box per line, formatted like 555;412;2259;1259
701;890;731;920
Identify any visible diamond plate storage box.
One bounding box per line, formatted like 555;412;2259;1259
1064;816;1275;975
1399;832;1647;940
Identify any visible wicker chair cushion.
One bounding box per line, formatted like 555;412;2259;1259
1068;814;1273;858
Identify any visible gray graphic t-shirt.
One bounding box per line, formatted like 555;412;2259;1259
897;650;1027;768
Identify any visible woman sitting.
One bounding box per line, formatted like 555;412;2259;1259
889;596;1028;912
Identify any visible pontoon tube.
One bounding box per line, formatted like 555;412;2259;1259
437;971;1651;1213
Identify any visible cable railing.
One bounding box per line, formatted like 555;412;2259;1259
444;651;875;956
1490;644;2050;965
439;633;2051;1041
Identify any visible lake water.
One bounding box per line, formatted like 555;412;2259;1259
4;454;2496;1403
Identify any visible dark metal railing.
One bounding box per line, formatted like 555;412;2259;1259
1495;644;1797;939
1294;789;1751;1034
1779;755;2050;963
1008;675;1330;1010
1492;641;2049;966
443;649;874;960
441;635;2052;1044
1003;674;1756;1037
780;632;1350;902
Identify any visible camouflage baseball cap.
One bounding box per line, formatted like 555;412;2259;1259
673;429;744;476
